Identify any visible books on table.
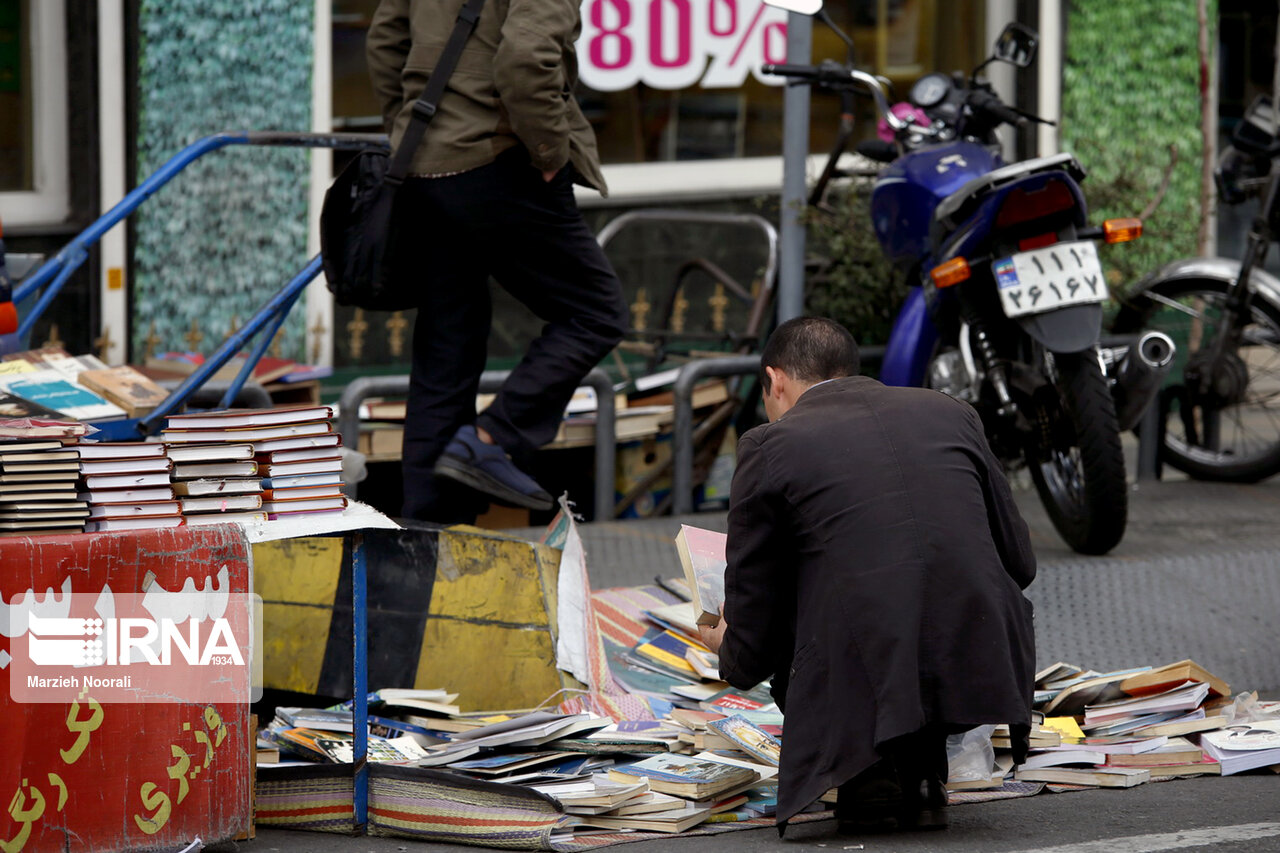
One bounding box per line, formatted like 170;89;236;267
76;365;170;417
0;440;87;534
0;368;127;420
159;406;343;525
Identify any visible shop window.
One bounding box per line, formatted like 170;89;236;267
0;0;68;226
330;0;987;176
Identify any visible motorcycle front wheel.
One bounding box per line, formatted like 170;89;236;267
1113;278;1280;482
1023;349;1128;555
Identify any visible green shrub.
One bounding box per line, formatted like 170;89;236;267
802;182;906;348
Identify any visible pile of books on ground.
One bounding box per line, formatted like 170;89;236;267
598;525;1280;797
0;418;91;535
994;659;1280;789
257;685;783;840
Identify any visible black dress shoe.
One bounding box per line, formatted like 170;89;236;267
899;774;949;831
835;773;904;835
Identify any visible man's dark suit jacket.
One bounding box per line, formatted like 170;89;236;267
717;375;1037;825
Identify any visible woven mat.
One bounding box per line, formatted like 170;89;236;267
549;782;1047;850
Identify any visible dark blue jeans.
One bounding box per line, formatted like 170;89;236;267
394;148;628;523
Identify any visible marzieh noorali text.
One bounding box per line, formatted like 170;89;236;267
27;675;132;688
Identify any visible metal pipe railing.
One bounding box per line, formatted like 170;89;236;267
671;356;761;515
11;132;387;439
336;367;616;518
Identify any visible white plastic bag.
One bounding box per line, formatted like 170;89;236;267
946;724;996;784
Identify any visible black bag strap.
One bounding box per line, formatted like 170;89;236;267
386;0;488;186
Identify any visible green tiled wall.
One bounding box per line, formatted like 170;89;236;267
132;0;313;360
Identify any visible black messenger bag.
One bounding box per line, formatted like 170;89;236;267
320;0;486;311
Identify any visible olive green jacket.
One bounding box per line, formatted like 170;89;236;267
366;0;607;194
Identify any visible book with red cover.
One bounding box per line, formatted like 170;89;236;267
261;484;344;501
254;448;343;464
250;433;342;454
161;422;332;443
260;496;347;515
163;405;333;430
258;458;343;478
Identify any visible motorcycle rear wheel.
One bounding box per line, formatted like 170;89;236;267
1024;349;1128;555
1113;278;1280;482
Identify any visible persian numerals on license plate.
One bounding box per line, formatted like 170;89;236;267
994;241;1108;318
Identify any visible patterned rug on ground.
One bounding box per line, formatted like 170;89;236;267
549;782;1047;850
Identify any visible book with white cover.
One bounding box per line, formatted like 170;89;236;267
165;443;254;463
172;478;262;497
79;456;173;475
183;510;269;526
84;515;184;532
1199;721;1280;775
76;441;168;459
180;494;264;513
78;486;176;503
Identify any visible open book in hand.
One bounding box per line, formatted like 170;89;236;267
675;525;728;627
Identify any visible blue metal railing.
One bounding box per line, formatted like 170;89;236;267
12;131;387;440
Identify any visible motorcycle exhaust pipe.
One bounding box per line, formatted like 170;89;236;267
1111;331;1176;431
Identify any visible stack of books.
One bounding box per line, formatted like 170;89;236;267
78;441;181;532
167;441;266;527
0;436;89;535
256;440;346;521
161;404;343;525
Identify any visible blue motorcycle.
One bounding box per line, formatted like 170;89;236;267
764;6;1171;554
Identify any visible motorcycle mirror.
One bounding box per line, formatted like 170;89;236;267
761;0;823;14
993;22;1038;68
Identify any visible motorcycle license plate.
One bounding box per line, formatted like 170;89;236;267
994;241;1108;318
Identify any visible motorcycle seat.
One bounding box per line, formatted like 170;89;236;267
933;152;1085;234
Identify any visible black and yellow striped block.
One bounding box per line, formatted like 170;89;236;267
252;523;583;711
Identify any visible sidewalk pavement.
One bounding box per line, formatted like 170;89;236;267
515;472;1280;696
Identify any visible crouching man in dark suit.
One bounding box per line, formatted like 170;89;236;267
699;316;1037;835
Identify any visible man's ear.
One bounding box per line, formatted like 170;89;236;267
764;366;785;399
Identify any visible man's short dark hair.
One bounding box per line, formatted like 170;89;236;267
760;317;860;393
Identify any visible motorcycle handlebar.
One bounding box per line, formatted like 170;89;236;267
968;90;1028;128
762;63;820;80
762;63;905;132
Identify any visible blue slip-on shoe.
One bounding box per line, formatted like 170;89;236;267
434;425;555;511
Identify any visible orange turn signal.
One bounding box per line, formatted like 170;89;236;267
930;257;971;288
1103;217;1143;244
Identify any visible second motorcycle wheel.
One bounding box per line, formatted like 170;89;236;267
1023;349;1129;555
1114;277;1280;482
